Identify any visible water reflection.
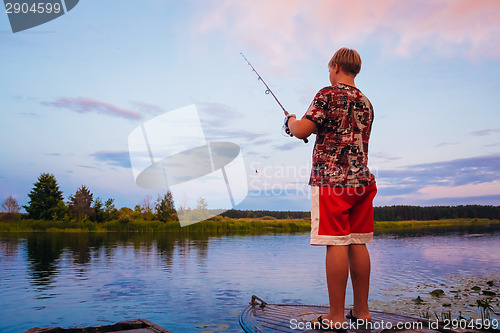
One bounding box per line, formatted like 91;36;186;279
26;234;64;287
0;236;21;261
0;225;498;333
20;232;212;289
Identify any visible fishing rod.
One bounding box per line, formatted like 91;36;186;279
240;52;308;144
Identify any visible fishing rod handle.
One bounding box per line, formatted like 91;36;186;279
284;114;309;144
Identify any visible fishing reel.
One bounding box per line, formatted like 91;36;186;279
282;115;308;143
282;114;294;137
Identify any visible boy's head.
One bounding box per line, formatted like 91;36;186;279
328;48;362;76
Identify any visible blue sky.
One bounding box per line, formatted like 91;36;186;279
1;0;500;212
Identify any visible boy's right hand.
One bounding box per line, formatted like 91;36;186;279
284;114;296;136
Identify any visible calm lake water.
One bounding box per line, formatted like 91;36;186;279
1;225;499;333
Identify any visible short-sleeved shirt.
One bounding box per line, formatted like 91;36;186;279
304;83;376;187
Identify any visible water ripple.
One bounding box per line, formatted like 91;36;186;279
0;228;498;332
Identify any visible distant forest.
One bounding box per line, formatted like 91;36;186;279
221;205;500;221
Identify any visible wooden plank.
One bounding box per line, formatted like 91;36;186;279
239;296;493;333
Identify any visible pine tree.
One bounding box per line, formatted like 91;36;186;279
104;198;118;220
93;197;104;222
155;192;177;221
24;173;64;220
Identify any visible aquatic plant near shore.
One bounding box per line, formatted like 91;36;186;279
477;298;495;321
372;276;500;321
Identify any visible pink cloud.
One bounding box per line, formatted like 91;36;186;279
129;101;164;115
417;180;500;199
192;0;500;63
43;97;142;120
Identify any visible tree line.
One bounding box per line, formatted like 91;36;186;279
373;205;500;221
222;205;500;221
2;173;499;222
1;173;177;222
221;210;311;219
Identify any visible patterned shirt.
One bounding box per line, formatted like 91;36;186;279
304;83;376;187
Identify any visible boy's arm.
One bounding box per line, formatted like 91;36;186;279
286;114;317;139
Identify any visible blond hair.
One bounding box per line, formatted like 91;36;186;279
328;48;362;76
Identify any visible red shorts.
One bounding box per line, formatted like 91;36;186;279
310;184;377;246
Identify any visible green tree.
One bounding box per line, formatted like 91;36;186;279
117;207;134;223
24;173;64;220
68;185;94;221
133;205;143;219
52;200;69;221
155;192;177;222
93;197;105;222
104;198;118;221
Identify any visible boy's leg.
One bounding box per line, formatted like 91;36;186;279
325;244;349;324
349;244;371;321
347;185;376;321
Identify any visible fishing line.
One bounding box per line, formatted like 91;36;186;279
240;53;308;144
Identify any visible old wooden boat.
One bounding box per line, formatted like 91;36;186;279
24;318;171;333
239;295;493;333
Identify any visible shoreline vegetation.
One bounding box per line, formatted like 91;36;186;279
0;215;499;234
4;173;499;234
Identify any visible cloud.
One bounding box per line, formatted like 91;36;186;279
377;189;500;207
42;97;142;120
204;127;265;142
129;101;164;115
198;102;242;122
417;180;500;199
434;142;459;148
192;0;500;63
379;154;500;187
371;152;402;162
20;112;38;117
93;151;131;168
77;164;100;170
273;142;296;151
242;153;500;209
470;128;500;136
193;102;264;142
376;153;500;204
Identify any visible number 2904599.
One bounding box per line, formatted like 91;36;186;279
5;2;62;14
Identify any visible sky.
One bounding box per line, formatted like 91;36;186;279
1;0;500;212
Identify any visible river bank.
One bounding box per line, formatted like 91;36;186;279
0;217;498;234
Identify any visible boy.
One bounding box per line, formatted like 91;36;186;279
286;47;376;331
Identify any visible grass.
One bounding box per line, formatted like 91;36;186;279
0;216;312;234
0;216;498;234
374;218;499;231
